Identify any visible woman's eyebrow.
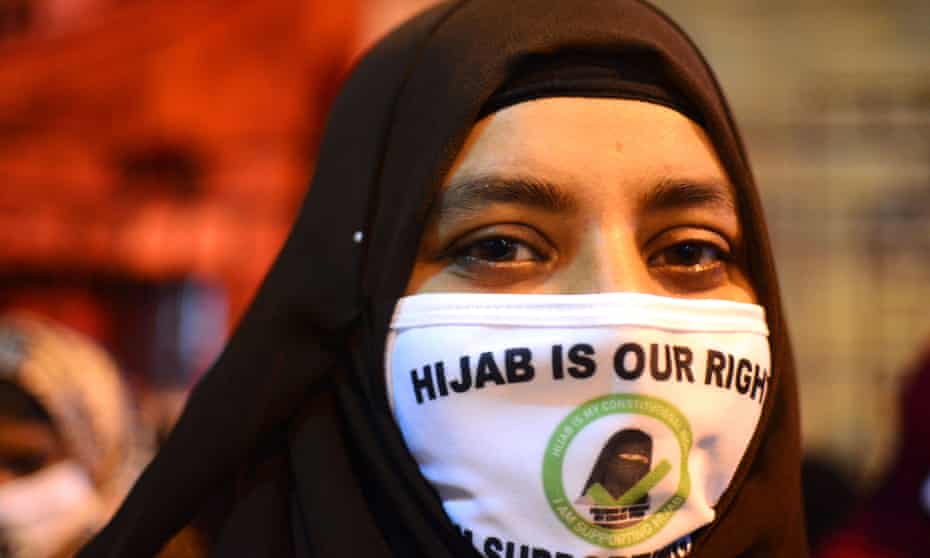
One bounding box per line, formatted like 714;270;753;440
437;174;580;220
639;178;736;213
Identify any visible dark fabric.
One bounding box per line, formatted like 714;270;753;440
478;53;704;125
209;449;295;557
80;1;806;556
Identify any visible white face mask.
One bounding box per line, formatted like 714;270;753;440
387;292;770;558
0;461;103;558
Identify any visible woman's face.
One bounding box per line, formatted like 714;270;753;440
0;416;66;484
405;97;755;303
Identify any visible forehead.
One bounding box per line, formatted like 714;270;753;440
444;97;734;205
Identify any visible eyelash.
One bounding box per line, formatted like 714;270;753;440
451;236;543;265
448;235;730;268
439;224;736;292
647;240;731;270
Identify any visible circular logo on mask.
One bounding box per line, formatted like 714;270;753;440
542;394;692;549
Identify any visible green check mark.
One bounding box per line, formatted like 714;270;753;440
585;459;672;506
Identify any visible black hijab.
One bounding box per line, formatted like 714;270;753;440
582;429;653;504
81;1;806;556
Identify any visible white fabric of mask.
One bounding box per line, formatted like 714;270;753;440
0;460;103;558
386;293;771;558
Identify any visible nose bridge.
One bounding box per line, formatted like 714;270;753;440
565;223;650;294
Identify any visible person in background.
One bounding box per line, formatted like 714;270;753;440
0;313;149;558
816;343;930;558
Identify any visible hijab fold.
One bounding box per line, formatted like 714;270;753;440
82;1;805;556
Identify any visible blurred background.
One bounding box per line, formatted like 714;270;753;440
0;0;927;555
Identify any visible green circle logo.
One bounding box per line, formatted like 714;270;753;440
542;394;692;549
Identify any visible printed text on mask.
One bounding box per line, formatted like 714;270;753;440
409;343;768;405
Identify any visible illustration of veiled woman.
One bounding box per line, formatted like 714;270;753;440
576;429;653;528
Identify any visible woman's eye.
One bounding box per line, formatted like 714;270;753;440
0;452;50;477
647;239;732;292
649;240;731;273
455;237;540;264
439;226;554;287
649;241;729;270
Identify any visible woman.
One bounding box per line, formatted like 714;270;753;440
82;1;806;556
578;428;654;528
0;313;146;558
